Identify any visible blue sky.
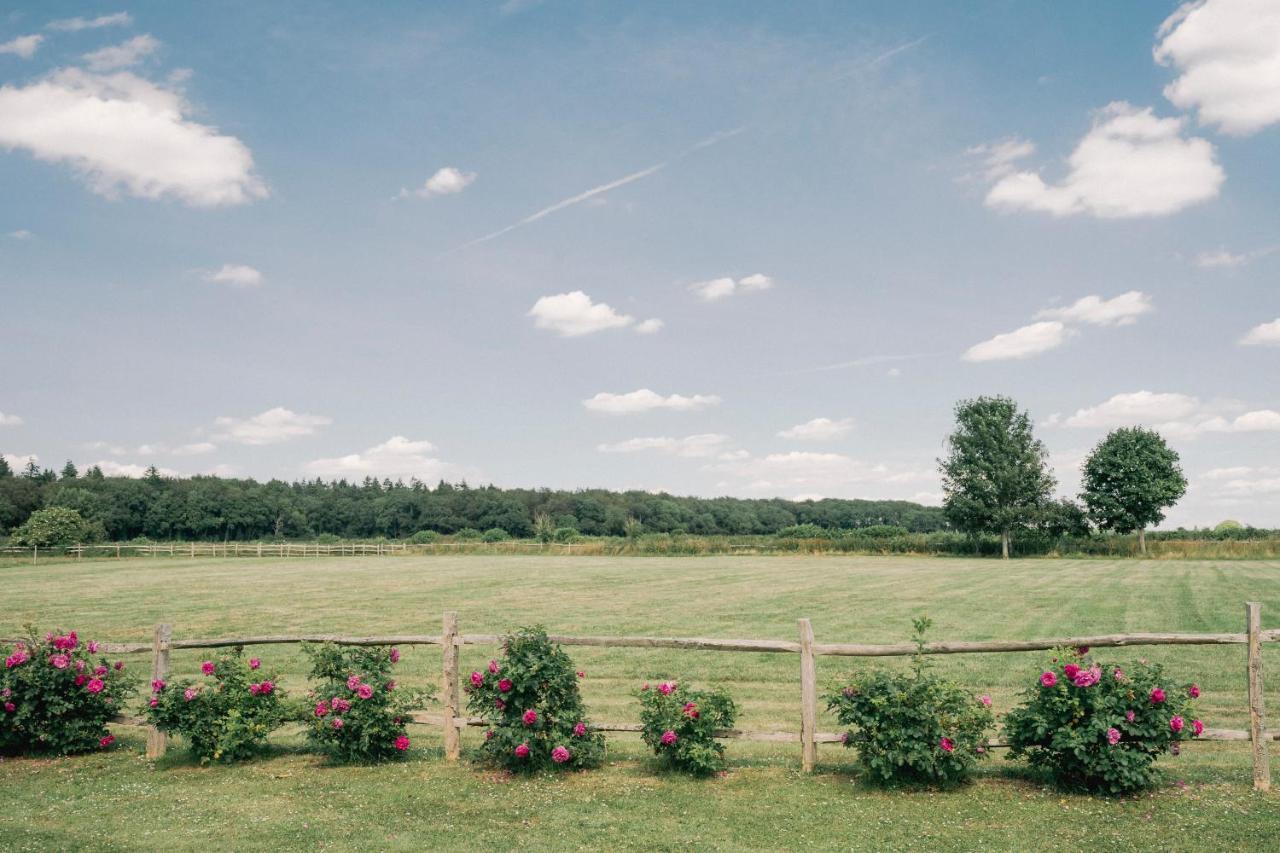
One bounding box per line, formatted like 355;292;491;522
2;1;1278;527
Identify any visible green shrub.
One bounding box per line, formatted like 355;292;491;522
1;629;136;756
776;523;829;539
466;627;605;773
826;618;993;786
849;524;910;538
552;527;580;543
9;507;104;548
407;530;440;544
145;648;286;763
481;527;511;542
302;644;430;763
453;528;483;541
315;533;342;544
637;681;737;776
1003;648;1202;793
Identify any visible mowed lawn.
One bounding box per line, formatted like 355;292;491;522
2;554;1279;851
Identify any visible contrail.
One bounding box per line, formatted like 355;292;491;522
768;352;935;377
830;35;929;81
442;127;746;255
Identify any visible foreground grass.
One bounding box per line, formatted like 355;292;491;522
2;555;1279;850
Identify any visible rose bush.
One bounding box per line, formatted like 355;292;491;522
825;618;993;786
302;643;430;763
0;629;135;755
637;681;737;776
145;648;286;763
466;626;605;773
1004;647;1202;793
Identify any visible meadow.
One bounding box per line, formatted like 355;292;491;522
2;554;1279;850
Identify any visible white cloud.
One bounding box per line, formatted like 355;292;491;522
1195;247;1276;268
1155;0;1280;136
583;389;721;414
7;229;32;240
966;137;1036;180
47;13;132;32
202;264;263;288
0;69;268;207
214;407;331;445
304;436;470;482
399;166;475;199
1035;291;1153;326
0;35;43;59
634;318;664;334
963;321;1073;362
1241;318;1280;347
778;417;855;441
0;411;22;426
690;273;773;302
597;434;730;458
984;102;1223;218
172;442;217;456
92;460;178;478
529;291;634;337
83;35;160;72
2;453;36;470
1052;390;1280;438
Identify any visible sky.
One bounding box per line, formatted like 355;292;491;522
1;0;1278;528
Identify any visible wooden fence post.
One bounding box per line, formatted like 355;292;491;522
442;611;461;761
799;617;817;773
146;623;171;759
1247;602;1269;791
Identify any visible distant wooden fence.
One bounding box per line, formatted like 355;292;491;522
8;604;1273;790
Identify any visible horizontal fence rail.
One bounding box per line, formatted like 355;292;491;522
5;604;1271;790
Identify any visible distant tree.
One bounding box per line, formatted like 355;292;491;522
60;460;79;480
10;507;100;548
939;396;1055;559
1037;498;1091;539
0;456;11;478
1080;427;1187;555
1215;519;1243;532
623;516;643;539
22;459;40;479
533;512;555;543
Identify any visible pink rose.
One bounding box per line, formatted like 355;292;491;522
385;681;396;692
49;654;70;670
94;665;108;677
333;717;344;729
259;681;273;695
87;641;99;653
522;709;538;726
485;730;494;740
152;679;166;693
1126;710;1136;723
76;660;87;673
551;745;571;764
1192;719;1204;736
1040;671;1057;688
515;742;530;758
395;736;410;751
184;687;198;701
683;702;700;719
488;660;499;674
494;699;506;711
576;671;585;679
1150;687;1166;704
658;682;674;696
389;648;400;663
573;722;587;737
979;695;992;707
346;675;362;691
74;675;86;686
315;702;329;717
1189;684;1200;698
470;671;483;687
1075;646;1089;656
3;702;14;713
660;730;677;746
1170;716;1184;733
1063;663;1080;680
498;679;513;693
100;735;115;748
249;683;262;695
114;661;124;671
201;661;215;676
249;658;261;670
86;678;104;694
149;697;159;708
1107;728;1121;746
357;684;374;699
1113;668;1125;681
331;697;351;713
939;737;954;753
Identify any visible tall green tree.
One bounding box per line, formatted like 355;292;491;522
1080;427;1186;555
939;396;1055;558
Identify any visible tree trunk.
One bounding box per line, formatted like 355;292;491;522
1138;528;1147;556
1001;529;1010;560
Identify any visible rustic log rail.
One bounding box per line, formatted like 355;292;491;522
4;603;1272;789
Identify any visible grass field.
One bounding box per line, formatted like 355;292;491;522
2;554;1279;851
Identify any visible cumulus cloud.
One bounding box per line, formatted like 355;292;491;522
1195;247;1276;268
690;273;773;302
202;264;263;288
963;321;1073;362
0;69;268;207
214;407;331;445
0;35;43;59
1035;291;1153;326
398;166;475;199
582;389;721;414
1155;0;1280;136
0;411;22;426
83;35;160;72
1048;390;1280;438
984;102;1223;218
91;460;178;478
2;453;36;470
1205;466;1280;497
47;13;132;32
1241;318;1280;347
778;417;855;441
965;138;1036;180
597;434;730;458
528;291;659;337
304;436;471;482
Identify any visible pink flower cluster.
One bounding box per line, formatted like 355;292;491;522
1071;665;1102;688
248;681;275;696
49;631;79;651
330;696;352;713
682;702;700;720
660;729;678;746
573;722;587;737
551;745;571;763
515;742;530;758
658;682;677;696
395;735;410;751
201;661;216;676
5;646;29;668
522;709;538;726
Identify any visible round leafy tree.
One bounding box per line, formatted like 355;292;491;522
466;626;605;773
1;629;136;756
1004;647;1202;793
637;681;737;776
1080;427;1186;554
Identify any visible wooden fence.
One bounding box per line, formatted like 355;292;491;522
12;603;1274;791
